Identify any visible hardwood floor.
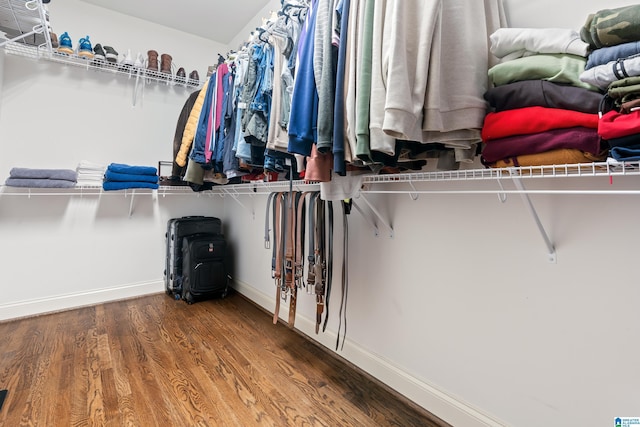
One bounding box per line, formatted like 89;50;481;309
0;291;449;426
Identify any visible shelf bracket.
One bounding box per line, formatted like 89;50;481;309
354;193;394;238
127;189;136;218
222;188;255;219
351;200;379;237
511;175;557;263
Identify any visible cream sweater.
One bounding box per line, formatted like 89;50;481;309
369;0;506;156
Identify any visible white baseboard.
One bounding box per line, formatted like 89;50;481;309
0;280;163;322
231;279;507;427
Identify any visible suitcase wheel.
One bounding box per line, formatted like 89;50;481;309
184;292;193;304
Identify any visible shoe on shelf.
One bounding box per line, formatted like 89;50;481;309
118;49;134;70
77;35;94;59
92;43;105;62
147;49;159;72
188;69;199;86
160;53;172;77
263;171;279;182
133;52;145;69
241;169;263;183
49;32;58;48
57;31;73;55
175;67;186;84
103;45;118;63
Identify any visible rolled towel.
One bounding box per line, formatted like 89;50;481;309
9;167;77;182
104;170;159;183
107;163;157;176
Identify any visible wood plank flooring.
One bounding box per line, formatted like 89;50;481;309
0;291;449;426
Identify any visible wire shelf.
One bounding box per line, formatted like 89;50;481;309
0;0;50;49
1;161;639;198
3;41;202;88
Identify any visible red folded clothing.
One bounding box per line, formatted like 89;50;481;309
481;106;599;142
598;110;640;140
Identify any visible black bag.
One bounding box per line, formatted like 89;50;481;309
181;234;228;304
164;216;223;299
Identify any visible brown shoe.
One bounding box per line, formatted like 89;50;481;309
49;32;58;48
176;67;186;84
160;53;172;75
147;50;158;71
188;70;199;86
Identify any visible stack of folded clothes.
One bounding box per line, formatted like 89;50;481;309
76;160;107;187
102;163;159;191
481;27;607;168
4;167;77;188
578;5;640;163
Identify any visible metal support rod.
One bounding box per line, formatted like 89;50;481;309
351;201;379;237
356;194;394;238
496;180;508;203
511;176;557;263
221;188;255;219
127;189;136;218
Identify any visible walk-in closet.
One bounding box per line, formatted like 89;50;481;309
1;0;639;426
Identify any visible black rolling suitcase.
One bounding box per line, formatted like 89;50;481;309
181;234;228;304
164;216;222;299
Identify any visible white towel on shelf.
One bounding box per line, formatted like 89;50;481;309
75;160;107;187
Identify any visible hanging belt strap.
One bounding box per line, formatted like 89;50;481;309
272;192;286;324
322;200;334;333
306;191;319;293
335;199;351;350
285;191;301;327
314;196;326;334
295;191;311;290
264;191;277;250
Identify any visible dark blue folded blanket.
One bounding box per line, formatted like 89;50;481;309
5;178;77;188
107;163;157;176
104;170;159;183
610;144;640;162
9;167;77;181
102;181;159;191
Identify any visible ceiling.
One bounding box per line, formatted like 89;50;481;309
78;0;272;45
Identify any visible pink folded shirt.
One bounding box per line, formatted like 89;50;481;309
598;110;640;140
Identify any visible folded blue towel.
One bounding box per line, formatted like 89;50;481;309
9;167;77;182
104;170;159;183
5;178;77;188
102;181;159;191
107;163;157;176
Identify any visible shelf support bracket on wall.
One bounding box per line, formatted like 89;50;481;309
351;201;379;237
221;188;255;219
126;189;136;218
510;175;557;263
353;193;394;238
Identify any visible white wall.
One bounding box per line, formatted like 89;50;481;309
0;0;227;319
226;0;281;52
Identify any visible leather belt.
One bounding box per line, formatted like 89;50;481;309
264;189;350;347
